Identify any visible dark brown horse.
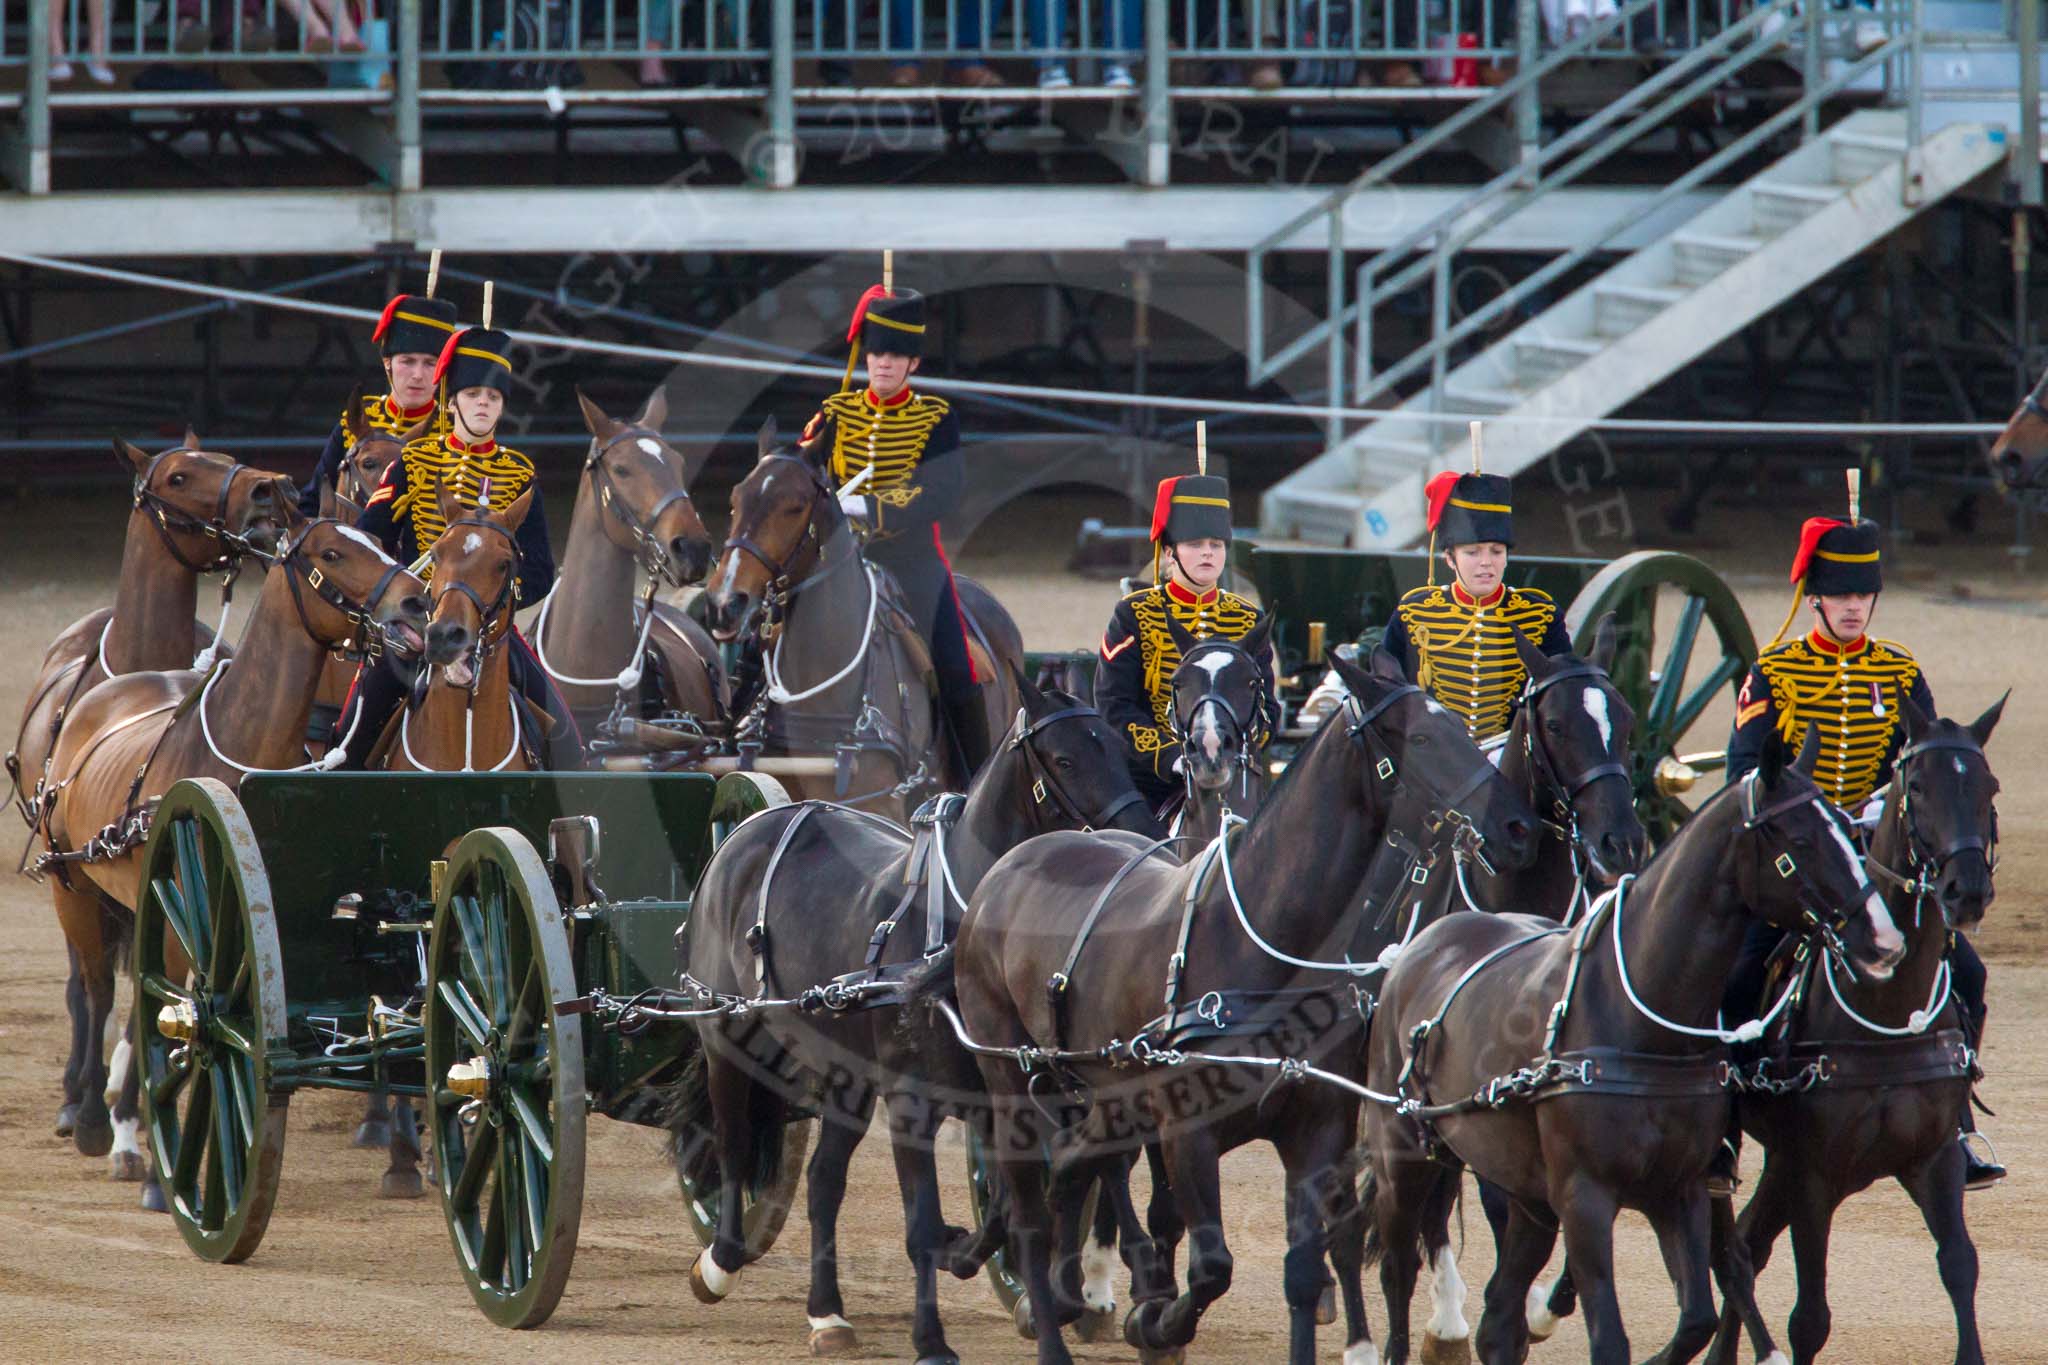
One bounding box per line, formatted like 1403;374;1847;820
1699;695;2003;1365
673;674;1159;1363
38;509;426;1197
10;436;287;1153
946;649;1538;1365
1988;366;2048;490
525;390;725;749
702;430;1025;819
1160;617;1275;848
1361;728;1906;1365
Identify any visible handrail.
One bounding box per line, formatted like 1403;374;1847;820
1355;14;1921;423
1242;0;1667;394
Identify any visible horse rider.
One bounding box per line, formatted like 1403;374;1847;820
799;281;990;783
1717;512;2002;1192
297;288;457;515
1096;466;1277;811
1384;469;1572;747
345;319;580;768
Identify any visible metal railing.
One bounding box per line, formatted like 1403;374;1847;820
1245;0;1931;448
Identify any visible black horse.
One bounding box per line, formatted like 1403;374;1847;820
672;673;1159;1364
944;649;1538;1365
1160;614;1275;848
1699;694;2004;1365
1361;726;1907;1365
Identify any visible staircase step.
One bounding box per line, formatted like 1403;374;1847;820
1441;383;1524;415
1828;129;1909;184
1513;333;1603;387
1672;231;1764;286
1593;282;1686;338
1264;491;1362;547
1751;181;1843;234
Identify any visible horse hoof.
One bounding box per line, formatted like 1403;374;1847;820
1420;1332;1472;1365
807;1325;859;1356
689;1250;736;1304
141;1181;169;1214
379;1168;424;1200
1123;1301;1167;1350
73;1121;113;1159
1075;1307;1118;1343
110;1149;149;1183
353;1119;392;1149
1012;1296;1036;1341
1317;1284;1337;1326
914;1355;960;1365
55;1104;78;1138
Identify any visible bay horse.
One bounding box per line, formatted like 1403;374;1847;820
526;389;725;750
1361;727;1907;1365
1699;694;2004;1365
945;649;1539;1365
673;673;1160;1363
1988;365;2048;491
702;427;1025;819
10;435;287;1153
36;508;426;1198
1160;615;1275;848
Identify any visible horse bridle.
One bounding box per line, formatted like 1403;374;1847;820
1345;682;1503;874
429;515;522;690
720;454;847;633
1739;771;1882;957
1519;663;1632;835
277;518;415;662
589;426;698;583
133;447;270;573
1172;640;1271;787
1008;703;1149;832
339;431;405;506
1868;734;1998;916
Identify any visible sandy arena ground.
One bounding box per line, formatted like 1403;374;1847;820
3;482;2047;1362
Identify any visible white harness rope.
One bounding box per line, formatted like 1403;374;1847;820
530;576;660;692
764;560;881;705
1591;874;1800;1045
398;681;524;773
1213;812;1413;977
1821;933;1951;1036
190;568;240;674
197;663;356;774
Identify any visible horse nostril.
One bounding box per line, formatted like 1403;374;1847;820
1506;818;1533;845
1998;450;2026;484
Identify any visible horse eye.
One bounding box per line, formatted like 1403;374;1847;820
321;549;339;563
1056;756;1074;771
168;473;186;487
1544;719;1564;735
1412;734;1431;747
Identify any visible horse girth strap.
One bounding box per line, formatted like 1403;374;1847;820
1738;1028;1974;1094
1045;833;1183;1049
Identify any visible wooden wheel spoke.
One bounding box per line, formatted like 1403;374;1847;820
499;1134;528;1290
451;1120;498;1216
210;1062;244;1216
437;977;492;1052
452;893;493;1009
1669;653;1746;740
479;868;514;1029
140;971;191;1007
150;1053;193;1109
150;876;201;973
504;960;543;1054
175;1067;213;1193
508;1090;554;1166
171;820;214;970
478;1161;508;1284
518;1129;548;1258
210;1016;259;1059
206;884;242;992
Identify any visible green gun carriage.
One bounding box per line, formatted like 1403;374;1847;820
129;767;804;1328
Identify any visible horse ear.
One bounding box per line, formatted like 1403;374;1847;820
756;416;780;462
1758;727;1790;789
576;387;615;440
1511;623;1548;678
1589;612;1618;673
1006;657;1049;720
1968;690;2008;748
332;488;365;525
182;426;202;451
497;485;535;534
1240;609;1276;662
1793;721;1821;778
343;384;368;443
636;386;669;433
112;437;152;477
318;481;338;520
1329;647;1383;701
1367;644;1409;683
1900;688;1932;746
432;472;465;530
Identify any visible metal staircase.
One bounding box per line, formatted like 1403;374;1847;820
1249;0;2018;548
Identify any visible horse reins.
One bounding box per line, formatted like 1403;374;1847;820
1172;639;1270;807
1010;704;1148;832
590;426;698;584
133;447;269;573
1866;735;1997;914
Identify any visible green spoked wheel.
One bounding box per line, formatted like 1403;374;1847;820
680;770;810;1258
966;1127;1028;1313
133;778;290;1265
426;827;586;1329
1565;551;1757;842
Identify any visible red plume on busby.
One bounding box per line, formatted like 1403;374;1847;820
1790;517;1845;586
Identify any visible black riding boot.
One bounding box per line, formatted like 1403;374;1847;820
1960;1108;2005;1191
942;683;992;790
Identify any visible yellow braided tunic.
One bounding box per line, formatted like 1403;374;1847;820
1385;583;1566;741
1727;631;1931;808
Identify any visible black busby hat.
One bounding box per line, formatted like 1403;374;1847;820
1792;517;1882;596
433;327;513;398
372;294;459;360
1424;471;1514;548
1151;474;1234;547
840;284;927;389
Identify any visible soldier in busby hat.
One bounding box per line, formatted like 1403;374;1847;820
298;273;458;515
799;270;991;782
345;296;575;768
1718;484;2002;1191
1095;444;1277;808
1378;464;1571;743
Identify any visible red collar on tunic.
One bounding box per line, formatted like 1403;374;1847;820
864;385;915;409
448;432;497;455
1807;629;1868;658
1450;582;1506;609
1164;580;1220;607
383;394;437;424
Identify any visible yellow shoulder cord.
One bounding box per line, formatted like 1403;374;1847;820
1765;576;1806;648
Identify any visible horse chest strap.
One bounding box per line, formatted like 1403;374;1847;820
751;804;815;993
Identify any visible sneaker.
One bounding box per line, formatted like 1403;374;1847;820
87;59;116;83
1961;1132;2005;1191
49;58;76;81
1038;63;1071;90
1103;62;1135;89
1705;1137;1740;1198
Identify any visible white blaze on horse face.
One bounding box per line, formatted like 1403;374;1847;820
1426;1243;1470;1342
637;437;662;457
333;523;390;559
1582;683;1613;752
1818;799;1904;962
462;532;483;554
1188;652;1232;682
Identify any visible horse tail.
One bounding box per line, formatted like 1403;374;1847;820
662;1031;791;1199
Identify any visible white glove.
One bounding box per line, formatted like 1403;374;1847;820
838;490;870;522
1856;794;1885;828
1170;755;1185;775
